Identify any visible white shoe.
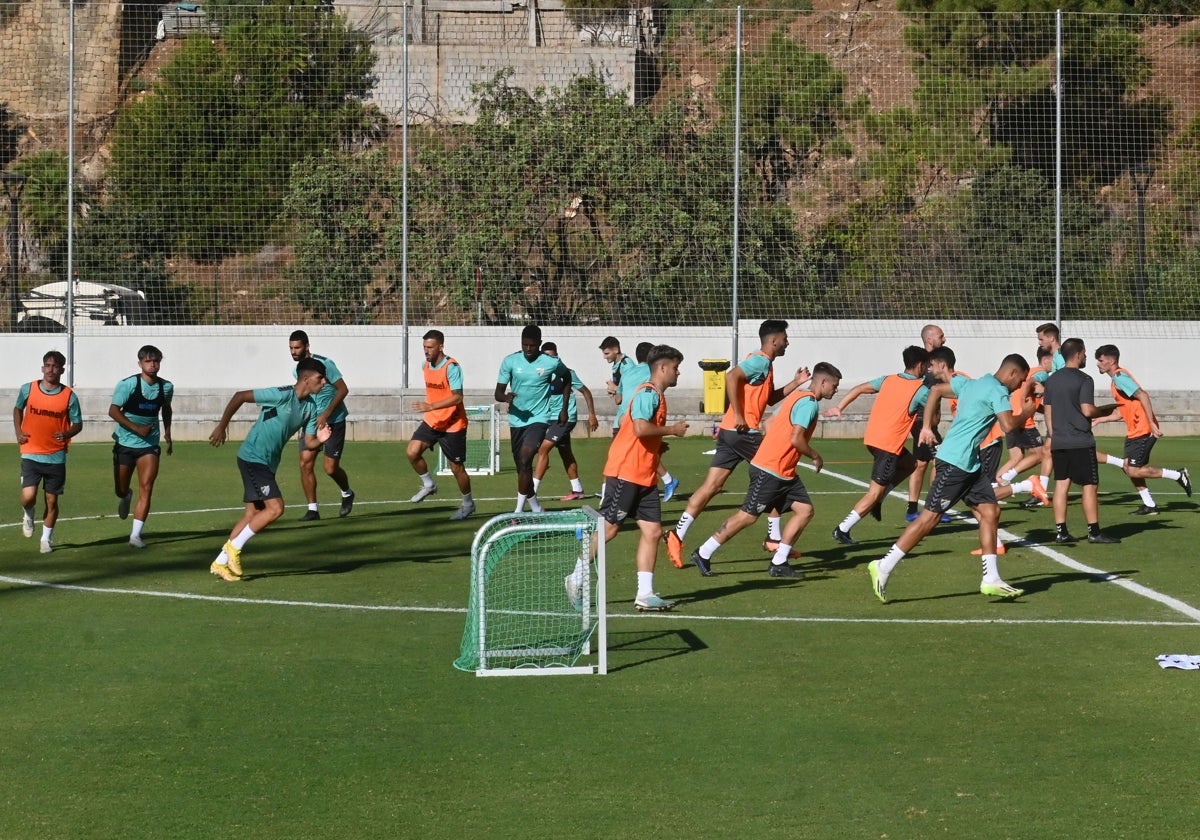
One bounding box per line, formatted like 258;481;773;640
411;484;438;503
39;540;53;554
449;502;475;521
21;512;34;539
129;535;146;549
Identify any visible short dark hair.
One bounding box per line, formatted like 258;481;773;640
902;345;929;369
1094;344;1120;361
1036;322;1060;340
635;341;654;363
928;346;956;369
423;329;444;343
758;319;788;341
43;350;66;367
522;324;542;344
541;341;557;354
812;361;842;381
138;344;162;361
599;336;621;350
1036;346;1053;360
289;329;310;345
1060;337;1086;361
1000;353;1031;375
647;344;683;368
296;357;327;378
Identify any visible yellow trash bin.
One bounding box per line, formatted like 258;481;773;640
699;359;731;414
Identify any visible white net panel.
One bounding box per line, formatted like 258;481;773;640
437;403;500;475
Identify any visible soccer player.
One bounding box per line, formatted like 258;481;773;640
688;362;841;579
207;357;332;581
407;329;475;521
997;345;1052;489
665;319;810;568
288;330;356;520
494;324;571;513
13;350;83;554
108;344;173;548
867;354;1043;603
1091;344;1192;514
825;345;931;545
1042;338;1120;544
610;341;683;501
905;324;946;520
567;345;689;612
599;335;635;417
533;342;599;501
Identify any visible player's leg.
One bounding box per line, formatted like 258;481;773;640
769;480;814;578
970;498;1022;597
633;486;675;610
407;424;440;502
297;443;320;519
18;463;39;539
321;422;354;517
556;433;586;500
128;450;160;547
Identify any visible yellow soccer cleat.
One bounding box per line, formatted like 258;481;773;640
210;560;241;582
222;540;243;577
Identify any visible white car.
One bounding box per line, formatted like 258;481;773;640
17;280;149;331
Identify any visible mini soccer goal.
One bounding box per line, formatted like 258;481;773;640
437;404;500;475
454;508;607;677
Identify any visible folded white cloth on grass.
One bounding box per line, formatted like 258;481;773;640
1157;654;1200;670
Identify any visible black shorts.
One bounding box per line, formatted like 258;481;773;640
21;459;66;496
979;440;1003;485
599;476;660;525
925;460;996;512
113;442;160;468
322;420;347;460
911;420;941;462
412;422;468;464
545;420;577;446
238;457;283;509
1004;427;1044;451
1123;434;1156;468
1051;447;1099;486
510;423;549;461
868;445;915;487
740;465;812;516
709;428;764;470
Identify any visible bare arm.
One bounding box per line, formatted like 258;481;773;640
790;423;823;474
13;407;27;445
161;399;173;455
578;384;599;432
768;366;812;406
109;403;152;440
725;365;750;430
632;417;689;440
413;389;464;413
823;381;877;419
919;383;954;446
494;383;513;406
209;390;255;447
318;377;350;427
1134;389;1162;437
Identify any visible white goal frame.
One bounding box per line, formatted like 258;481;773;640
437;404;501;475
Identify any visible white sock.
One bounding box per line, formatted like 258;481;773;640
23;505;35;519
231;525;256;550
771;544;793;565
838;510;862;534
131;519;145;539
529;495;544;513
419;472;435;489
570;478;583;493
341;488;354;498
636;570;654;598
661;471;675;485
1105;454;1125;468
700;537;721;560
1010;479;1032;494
1000;468;1018;483
1162;468;1181;481
1040;475;1050;487
515;493;528;512
1139;487;1155;506
462;492;474;505
767;515;782;541
532;477;541;493
41;525;53;543
215;549;229;565
307;502;319;512
676;511;695;540
878;544;906;576
980;554;1000;583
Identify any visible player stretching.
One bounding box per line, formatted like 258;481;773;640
13;350;83;554
868;354;1041;603
207;358;332;581
1091;344;1191;514
108;344;173;548
665;319;809;568
688;363;841;578
407;329;475;520
288;330;356;520
567;345;689;612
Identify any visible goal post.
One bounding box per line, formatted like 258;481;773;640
438;404;500;476
453;508;607;677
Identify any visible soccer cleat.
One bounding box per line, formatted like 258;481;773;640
339;491;355;518
449;502;476;521
1130;504;1159;516
689;548;714;577
564;574;582;611
1028;474;1050;505
1179;468;1193;498
118;490;133;520
665;531;684;569
767;561;803;579
634;593;676;612
1020;496;1047;509
939;512;954;523
832;527;857;546
867;560;888;604
761;540;801;560
1054;531;1077;544
980;581;1024;599
560;491;586;501
210;561;241;582
39;540;53;554
904;511;919;523
21;511;34;539
222;540;243;577
129;535;146;549
299;509;320;521
869;500;883;522
410;484;438;503
971;543;1007;556
1087;531;1121;544
662;477;680;502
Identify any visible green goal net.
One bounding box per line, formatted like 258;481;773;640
437;405;500;476
454;508;606;677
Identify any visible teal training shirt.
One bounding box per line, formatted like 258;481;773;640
614;363;651;430
110;375;174;448
936;375;1012;473
549;367;585;423
293;354;348;423
237;386;319;472
497;351;568;428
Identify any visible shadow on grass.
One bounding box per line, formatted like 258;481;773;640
605;628;707;672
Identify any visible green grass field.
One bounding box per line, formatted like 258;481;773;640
3;436;1199;839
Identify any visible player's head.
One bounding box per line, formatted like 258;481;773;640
810;361;843;400
927;345;956;376
137;345;163;362
758;319;789;358
996;353;1031;392
1060;337;1086;367
541;341;558;357
41;350;66;381
422;330;445;365
1035;345;1053;371
635;341;654;363
288;329;311;362
295;357;328;395
647;344;684;388
920;324;945;351
901;345;929;374
1094;343;1120;375
1036;322;1060;349
521;325;543;361
599;336;622;364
